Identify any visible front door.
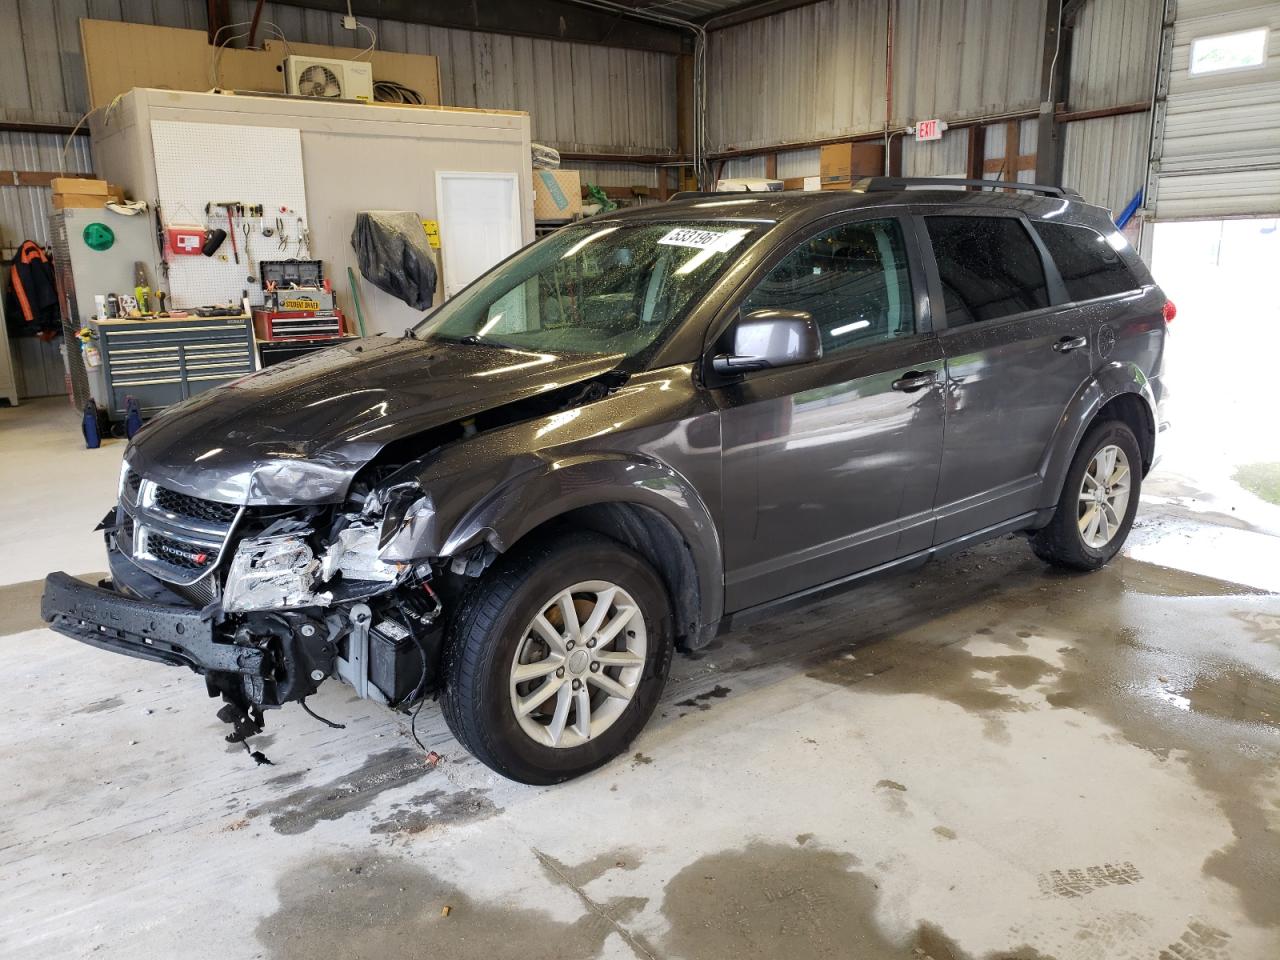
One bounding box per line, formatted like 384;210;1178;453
719;215;946;611
920;211;1093;543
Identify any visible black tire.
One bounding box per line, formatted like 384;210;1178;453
1032;418;1143;571
440;531;674;784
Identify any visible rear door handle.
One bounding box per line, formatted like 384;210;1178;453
891;370;936;392
1053;335;1088;353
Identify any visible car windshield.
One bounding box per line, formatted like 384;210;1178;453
413;220;762;360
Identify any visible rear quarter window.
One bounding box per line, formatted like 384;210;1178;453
1032;221;1139;302
924;216;1049;326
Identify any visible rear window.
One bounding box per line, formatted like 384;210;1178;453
1032;221;1139;302
925;216;1049;326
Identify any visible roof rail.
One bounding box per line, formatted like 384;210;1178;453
854;177;1080;199
668;190;724;201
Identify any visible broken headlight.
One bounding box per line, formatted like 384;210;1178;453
319;523;400;583
222;533;332;613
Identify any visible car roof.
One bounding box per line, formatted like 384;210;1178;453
596;187;1114;233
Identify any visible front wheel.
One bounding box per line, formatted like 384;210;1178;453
1032;419;1142;571
440;531;673;784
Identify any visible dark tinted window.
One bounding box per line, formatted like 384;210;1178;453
1033;221;1139;301
925;216;1049;325
741;218;915;356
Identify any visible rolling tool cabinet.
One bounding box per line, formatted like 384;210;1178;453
91;316;256;419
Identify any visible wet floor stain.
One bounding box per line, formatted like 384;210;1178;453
652;842;1049;960
370;787;500;835
632;751;654;766
933;826;957;840
676;684;731;711
875;779;907;792
257;851;631;960
1036;863;1143;898
794;550;1280;931
1157;920;1232;960
73;695;123;715
533;847;641;889
246;747;434;835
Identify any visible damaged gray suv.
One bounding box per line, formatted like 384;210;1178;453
43;178;1170;784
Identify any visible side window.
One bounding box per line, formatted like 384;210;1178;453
924;216;1049;326
1032;221;1139;302
741;218;915;356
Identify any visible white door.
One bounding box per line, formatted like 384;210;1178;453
435;172;523;299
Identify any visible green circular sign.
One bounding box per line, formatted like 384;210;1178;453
83;222;115;251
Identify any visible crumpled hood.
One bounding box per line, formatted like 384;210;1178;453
125;336;625;505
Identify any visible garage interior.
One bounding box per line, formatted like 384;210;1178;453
1;1;1278;958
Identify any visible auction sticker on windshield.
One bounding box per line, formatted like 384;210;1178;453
658;227;748;252
659;228;731;249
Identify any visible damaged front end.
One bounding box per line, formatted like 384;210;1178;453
41;464;448;751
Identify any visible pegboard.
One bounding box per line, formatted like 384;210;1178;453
151;120;311;309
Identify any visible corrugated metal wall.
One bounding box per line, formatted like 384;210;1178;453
1069;0;1163;110
708;0;1161;214
0;1;677;156
707;0;1044;153
1064;112;1149;215
1150;0;1280;219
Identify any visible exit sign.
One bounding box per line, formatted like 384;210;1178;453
914;119;945;141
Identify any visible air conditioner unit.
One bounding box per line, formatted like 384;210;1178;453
284;56;374;102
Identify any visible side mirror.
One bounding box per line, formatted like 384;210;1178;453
712;309;822;375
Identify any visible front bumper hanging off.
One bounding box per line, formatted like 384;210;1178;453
40;571;267;678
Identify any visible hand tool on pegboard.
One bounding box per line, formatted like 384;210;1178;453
210;201;241;264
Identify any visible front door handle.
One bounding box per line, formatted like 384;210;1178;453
1053;335;1088;353
891;370;936;392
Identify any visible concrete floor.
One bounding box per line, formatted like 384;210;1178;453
2;396;1278;960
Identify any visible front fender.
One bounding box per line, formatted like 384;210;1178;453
382;451;725;632
1039;361;1157;511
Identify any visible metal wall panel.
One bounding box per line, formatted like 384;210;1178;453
2;0;676;155
902;128;969;178
1069;0;1164;111
707;0;1046;153
561;162;661;189
1063;112;1148;214
0;132;93;252
1151;0;1280;219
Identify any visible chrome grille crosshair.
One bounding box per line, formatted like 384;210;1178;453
118;473;244;587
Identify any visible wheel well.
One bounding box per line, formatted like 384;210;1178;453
509;503;703;649
1095;393;1155;475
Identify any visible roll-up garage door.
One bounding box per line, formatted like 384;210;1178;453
1149;0;1280;220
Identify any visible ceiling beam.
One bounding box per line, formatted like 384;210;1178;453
265;0;687;54
700;0;828;31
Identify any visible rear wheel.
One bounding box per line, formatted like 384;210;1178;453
441;532;673;784
1032;419;1142;571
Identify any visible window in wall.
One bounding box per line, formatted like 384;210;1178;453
740;218;915;356
924;216;1048;326
1033;221;1140;302
1189;28;1268;75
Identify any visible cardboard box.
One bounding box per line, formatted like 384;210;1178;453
80;19;442;111
52;193;107;209
819;143;884;183
51;177;108;196
533;169;582;220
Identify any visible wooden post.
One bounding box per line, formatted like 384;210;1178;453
966;124;987;181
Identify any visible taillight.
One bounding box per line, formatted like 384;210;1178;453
1162;300;1177;324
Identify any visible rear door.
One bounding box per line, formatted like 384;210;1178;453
919;209;1092;543
718;213;945;610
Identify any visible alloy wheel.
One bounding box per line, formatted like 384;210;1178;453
508;580;647;748
1078;443;1131;549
